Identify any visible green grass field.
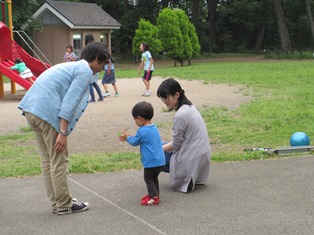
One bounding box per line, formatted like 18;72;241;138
2;57;314;177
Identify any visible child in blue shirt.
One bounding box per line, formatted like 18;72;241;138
138;42;154;97
119;101;165;205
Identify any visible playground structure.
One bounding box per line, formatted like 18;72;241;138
0;0;51;97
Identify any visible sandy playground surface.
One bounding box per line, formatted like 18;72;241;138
0;76;252;154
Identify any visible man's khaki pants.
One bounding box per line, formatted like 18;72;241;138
25;112;72;211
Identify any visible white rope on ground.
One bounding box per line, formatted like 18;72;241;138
69;177;166;235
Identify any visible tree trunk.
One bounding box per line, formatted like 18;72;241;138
254;25;265;53
111;0;122;55
304;0;314;45
273;0;291;53
254;0;267;53
123;0;128;16
161;0;169;8
192;0;200;29
207;0;218;53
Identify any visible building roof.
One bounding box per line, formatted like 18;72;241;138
23;0;121;30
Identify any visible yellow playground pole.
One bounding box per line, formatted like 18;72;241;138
0;1;4;97
7;0;16;94
0;59;3;97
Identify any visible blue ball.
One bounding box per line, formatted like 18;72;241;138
290;132;310;146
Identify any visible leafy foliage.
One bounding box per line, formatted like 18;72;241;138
11;0;45;30
173;9;193;63
157;8;183;61
187;20;200;58
10;0;314;55
132;18;162;58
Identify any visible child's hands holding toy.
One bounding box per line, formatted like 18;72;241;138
118;131;133;142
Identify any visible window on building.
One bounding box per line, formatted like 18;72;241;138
100;33;108;46
73;33;82;58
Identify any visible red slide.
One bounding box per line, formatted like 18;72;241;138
0;21;51;90
0;41;51;90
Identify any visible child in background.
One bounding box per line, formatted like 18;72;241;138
119;101;165;205
63;45;76;62
9;58;35;84
85;33;104;102
89;72;104;102
102;57;119;97
138;42;154;97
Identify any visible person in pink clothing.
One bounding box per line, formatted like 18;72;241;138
63;45;76;62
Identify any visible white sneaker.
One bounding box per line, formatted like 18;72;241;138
103;92;111;97
144;91;152;97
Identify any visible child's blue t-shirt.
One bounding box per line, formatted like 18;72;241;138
104;61;114;70
127;124;165;168
141;51;154;71
104;59;114;70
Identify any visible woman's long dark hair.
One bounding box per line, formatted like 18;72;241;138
157;78;192;111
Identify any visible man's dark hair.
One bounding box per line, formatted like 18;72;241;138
132;101;154;120
85;33;95;46
81;42;110;64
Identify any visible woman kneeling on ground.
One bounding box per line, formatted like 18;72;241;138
157;78;211;193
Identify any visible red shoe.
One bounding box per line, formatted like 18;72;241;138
141;194;149;201
141;194;160;201
141;197;159;206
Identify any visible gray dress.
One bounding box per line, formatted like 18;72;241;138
170;105;211;192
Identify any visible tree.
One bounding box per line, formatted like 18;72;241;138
304;0;314;46
173;9;193;65
157;8;183;66
132;18;161;59
273;0;291;53
12;0;45;30
16;0;314;56
161;0;170;8
206;0;218;53
254;0;268;53
191;0;200;30
187;21;201;60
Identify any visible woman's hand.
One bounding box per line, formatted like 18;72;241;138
163;141;174;152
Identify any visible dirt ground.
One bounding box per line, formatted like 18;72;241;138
0;76;252;154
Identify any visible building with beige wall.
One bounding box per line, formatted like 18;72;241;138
23;1;121;65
